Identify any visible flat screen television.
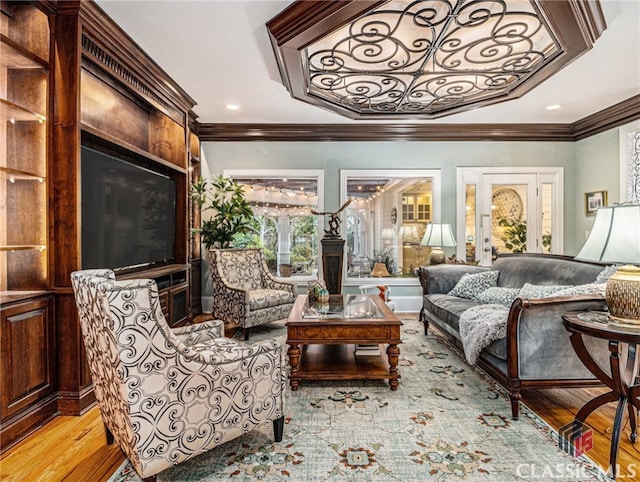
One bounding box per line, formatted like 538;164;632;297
81;146;176;271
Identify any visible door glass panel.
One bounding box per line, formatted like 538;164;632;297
465;184;477;264
542;183;553;253
492;184;528;255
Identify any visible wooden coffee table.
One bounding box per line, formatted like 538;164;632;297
286;294;403;391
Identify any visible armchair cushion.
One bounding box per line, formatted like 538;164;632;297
249;288;297;310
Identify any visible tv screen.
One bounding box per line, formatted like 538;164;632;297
81;146;176;270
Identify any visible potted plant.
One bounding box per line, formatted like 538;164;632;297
191;175;255;249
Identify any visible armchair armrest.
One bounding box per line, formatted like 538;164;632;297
188;338;284;366
417;264;487;295
262;271;297;293
173;319;224;345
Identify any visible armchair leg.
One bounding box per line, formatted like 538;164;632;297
105;424;114;445
273;416;285;442
244;328;250;341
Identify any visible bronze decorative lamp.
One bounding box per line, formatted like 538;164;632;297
421;223;457;265
576;204;640;325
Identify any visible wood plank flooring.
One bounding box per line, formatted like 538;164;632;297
1;324;638;480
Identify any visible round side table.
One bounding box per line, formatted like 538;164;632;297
562;310;639;474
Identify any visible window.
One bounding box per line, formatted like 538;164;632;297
224;169;324;279
341;170;441;280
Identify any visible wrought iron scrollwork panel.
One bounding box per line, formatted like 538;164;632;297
305;0;561;116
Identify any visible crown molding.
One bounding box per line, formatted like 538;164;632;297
197;94;639;142
572;94;640;140
197;123;575;142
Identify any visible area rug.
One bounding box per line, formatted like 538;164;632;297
108;317;608;481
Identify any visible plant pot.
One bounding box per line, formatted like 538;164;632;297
279;264;292;277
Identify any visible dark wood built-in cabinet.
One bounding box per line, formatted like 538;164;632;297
0;0;202;452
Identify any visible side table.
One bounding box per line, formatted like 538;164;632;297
562;310;639;474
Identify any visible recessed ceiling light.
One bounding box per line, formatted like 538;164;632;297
225;104;240;111
546;104;561;111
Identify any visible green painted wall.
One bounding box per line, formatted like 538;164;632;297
573;128;621;254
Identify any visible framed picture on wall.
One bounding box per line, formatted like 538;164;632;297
585;190;607;216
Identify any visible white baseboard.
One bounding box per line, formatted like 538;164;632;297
200;295;421;316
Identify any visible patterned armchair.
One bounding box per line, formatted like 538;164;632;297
209;248;297;340
70;269;285;481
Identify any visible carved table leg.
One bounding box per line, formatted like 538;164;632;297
387;343;400;391
287;343;301;391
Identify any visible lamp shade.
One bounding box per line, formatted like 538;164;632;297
576;204;640;325
371;262;390;277
575;205;640;263
421;223;457;248
381;228;395;240
399;224;420;244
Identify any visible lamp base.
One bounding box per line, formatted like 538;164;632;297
429;247;446;265
606;265;640;326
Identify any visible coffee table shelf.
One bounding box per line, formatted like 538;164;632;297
297;344;391;381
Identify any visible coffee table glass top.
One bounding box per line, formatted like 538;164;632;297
301;294;385;319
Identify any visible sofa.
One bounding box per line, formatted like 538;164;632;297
417;253;611;420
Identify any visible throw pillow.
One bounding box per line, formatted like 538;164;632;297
518;283;570;299
476;287;520;306
552;283;606;296
448;270;499;300
595;265;619;283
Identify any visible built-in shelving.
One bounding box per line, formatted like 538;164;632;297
1;0;54;454
0;34;47;69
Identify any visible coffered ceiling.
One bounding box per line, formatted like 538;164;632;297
96;0;639;126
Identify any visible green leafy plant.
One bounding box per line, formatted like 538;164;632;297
497;217;527;253
191;175;255;249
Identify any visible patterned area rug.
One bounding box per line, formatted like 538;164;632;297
108;317;607;481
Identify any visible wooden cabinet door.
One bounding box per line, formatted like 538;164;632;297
1;295;55;420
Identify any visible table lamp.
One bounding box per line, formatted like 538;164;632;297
371;262;390;277
575;204;640;325
421;223;457;265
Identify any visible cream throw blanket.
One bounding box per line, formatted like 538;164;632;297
458;304;510;365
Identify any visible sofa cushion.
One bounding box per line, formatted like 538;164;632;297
476;287;520;306
424;294;481;334
519;283;570;298
448;271;499;300
552;283;606;297
249;289;296;310
484;339;507;361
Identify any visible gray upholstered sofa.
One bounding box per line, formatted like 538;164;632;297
417;253;610;420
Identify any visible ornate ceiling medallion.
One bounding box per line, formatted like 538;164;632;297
267;0;606;119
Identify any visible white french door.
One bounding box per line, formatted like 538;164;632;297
457;168;563;266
